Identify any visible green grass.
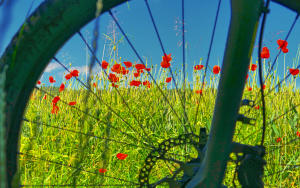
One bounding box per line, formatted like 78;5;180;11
18;59;300;187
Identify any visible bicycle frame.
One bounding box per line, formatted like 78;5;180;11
187;0;300;187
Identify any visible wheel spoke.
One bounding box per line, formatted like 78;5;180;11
263;164;299;178
17;152;138;184
240;103;300;145
108;9;190;134
264;14;300;84
144;0;193;134
48;57;157;149
194;0;222;129
70;33;157;148
34;86;153;148
22;118;152;150
243;13;300;118
20;184;140;187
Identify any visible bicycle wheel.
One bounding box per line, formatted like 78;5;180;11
0;0;299;187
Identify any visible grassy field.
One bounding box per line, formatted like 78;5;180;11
18;57;300;187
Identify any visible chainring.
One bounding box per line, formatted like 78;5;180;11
138;128;208;187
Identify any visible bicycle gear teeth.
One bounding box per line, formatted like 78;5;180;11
237;114;255;125
240;99;254;107
138;130;207;187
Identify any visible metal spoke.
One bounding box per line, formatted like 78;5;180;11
53;55;155;149
263;164;299;178
144;0;193;134
264;14;299;84
243;14;300;118
34;86;152;148
194;0;222;128
108;10;190;134
17;152;138;184
22;118;152;150
20;184;140;187
240;103;300;145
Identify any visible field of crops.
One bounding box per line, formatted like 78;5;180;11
17;54;299;187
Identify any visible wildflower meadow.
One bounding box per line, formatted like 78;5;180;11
19;39;300;187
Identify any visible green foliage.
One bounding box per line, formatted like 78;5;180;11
17;51;300;187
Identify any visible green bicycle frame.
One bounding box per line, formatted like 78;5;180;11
187;0;300;187
186;0;263;187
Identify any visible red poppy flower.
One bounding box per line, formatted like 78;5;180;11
51;104;59;114
262;84;266;90
135;64;146;70
246;74;249;80
108;73;119;83
122;69;129;75
130;80;141;87
276;137;281;143
194;65;204;71
49;76;56;83
143;81;151;88
247;87;252;91
254;105;259;110
166;77;172;83
37;80;41;85
112;83;119;88
260;47;270;59
282;47;289;53
161;53;172;68
101;60;109;69
289;68;299;76
137;69;144;74
123;61;132;68
59;83;65;92
111;64;122;73
52;96;60;104
161;61;170;68
145;68;151;72
195;90;202;94
250;64;257;71
133;72;140;78
98;168;107;173
143;81;150;86
93;83;97;88
43;94;47;100
297;131;300;137
71;69;79;77
69;101;76;106
163;53;172;63
116;153;128;160
277;39;288;50
65;73;72;80
213;65;220;74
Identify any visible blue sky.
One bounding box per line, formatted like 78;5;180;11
1;0;299;89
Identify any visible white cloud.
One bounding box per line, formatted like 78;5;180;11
44;62;62;73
